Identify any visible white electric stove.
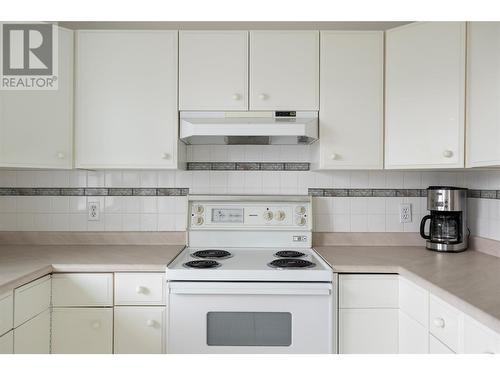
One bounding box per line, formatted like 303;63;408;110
166;195;336;354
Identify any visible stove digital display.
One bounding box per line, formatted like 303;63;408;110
211;208;244;223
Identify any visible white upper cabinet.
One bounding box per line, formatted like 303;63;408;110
467;22;500;167
313;31;383;169
75;30;179;169
385;22;466;169
249;31;319;110
0;27;73;169
179;31;248;110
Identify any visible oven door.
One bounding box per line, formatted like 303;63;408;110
167;282;335;354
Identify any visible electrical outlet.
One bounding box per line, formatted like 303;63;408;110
399;203;412;223
88;201;100;221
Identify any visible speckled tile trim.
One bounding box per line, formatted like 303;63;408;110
310;188;500;198
187;162;310;171
0;187;189;196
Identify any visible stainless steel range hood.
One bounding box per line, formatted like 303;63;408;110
179;111;318;145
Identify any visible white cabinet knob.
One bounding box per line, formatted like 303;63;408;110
146;319;155;327
433;317;445;328
232;93;241;100
135;286;147;294
56;152;66;159
91;321;101;329
258;94;268;100
330;153;338;160
161;153;170;160
443;150;453;158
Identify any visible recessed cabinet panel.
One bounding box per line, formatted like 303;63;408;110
249;31;319;110
179;31;248;110
0;27;73;168
385;22;466;169
315;31;383;169
76;30;179;169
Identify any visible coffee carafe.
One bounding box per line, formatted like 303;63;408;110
420;186;469;252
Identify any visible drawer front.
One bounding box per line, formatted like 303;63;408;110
0;292;13;336
14;275;51;327
52;273;113;307
429;294;461;352
114;306;165;354
339;274;399;308
429;334;455;354
14;309;50;354
399;277;429;327
52;307;113;354
0;330;13;354
115;273;165;306
463;315;500;354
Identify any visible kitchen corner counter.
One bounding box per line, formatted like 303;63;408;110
315;246;500;334
0;244;185;295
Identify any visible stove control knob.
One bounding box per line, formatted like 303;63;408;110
193;205;204;215
193;216;204;226
295;206;306;215
275;210;286;221
296;216;306;226
263;211;274;221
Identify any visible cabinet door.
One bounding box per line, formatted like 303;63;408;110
179;31;248;110
0;291;13;336
13;309;50;354
114;273;165;306
114;306;165;354
466;22;500;167
399;310;428;353
0;330;13;354
385;22;466;169
14;275;51;327
463;315;500;354
76;30;178;169
316;31;383;169
339;308;398;353
429;334;455;354
0;26;73;168
52;307;113;354
52;273;113;307
249;31;319;110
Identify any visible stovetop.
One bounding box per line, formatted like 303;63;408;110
166;247;333;282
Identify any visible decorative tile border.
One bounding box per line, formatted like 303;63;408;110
0;187;189;196
187;162;310;171
309;188;500;199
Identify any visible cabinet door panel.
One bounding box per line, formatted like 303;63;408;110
0;292;13;336
179;31;248;110
385;22;465;169
13;309;50;354
339;274;399;308
0;330;13;354
463;315;500;354
399;277;429;327
76;30;178;169
339;308;398;354
52;273;113;307
399;310;428;353
114;273;165;306
52;308;113;354
114;306;165;354
429;334;455;354
14;275;51;327
249;31;319;110
0;27;73;168
317;31;383;169
429;294;461;352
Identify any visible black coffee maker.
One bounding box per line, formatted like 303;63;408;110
420;186;469;252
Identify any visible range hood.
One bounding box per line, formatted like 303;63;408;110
180;111;318;145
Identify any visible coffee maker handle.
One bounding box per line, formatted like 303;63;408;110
420;215;432;240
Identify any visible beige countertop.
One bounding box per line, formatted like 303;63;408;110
0;244;184;295
315;246;500;334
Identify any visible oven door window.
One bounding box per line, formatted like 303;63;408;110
206;312;292;346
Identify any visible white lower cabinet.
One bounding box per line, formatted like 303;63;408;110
429;334;455;354
13;309;50;354
463;315;500;354
52;307;113;354
114;306;165;354
399;310;428;353
0;330;13;354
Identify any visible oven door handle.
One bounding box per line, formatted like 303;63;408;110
169;283;332;296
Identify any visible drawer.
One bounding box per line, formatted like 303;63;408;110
399;277;429;327
14;275;51;327
52;307;113;354
0;330;13;354
429;294;461;352
52;273;113;307
0;291;13;336
14;309;50;354
114;306;165;354
463;315;500;354
114;273;165;306
429;333;455;354
339;274;398;308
